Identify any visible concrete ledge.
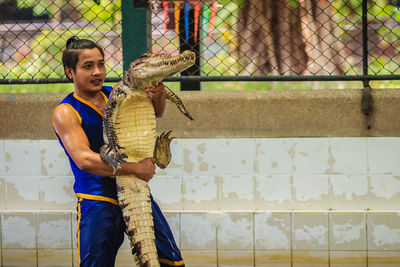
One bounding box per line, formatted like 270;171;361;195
1;90;400;139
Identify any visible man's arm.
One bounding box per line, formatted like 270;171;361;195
52;104;155;181
145;82;166;118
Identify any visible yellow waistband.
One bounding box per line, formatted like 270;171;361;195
76;193;119;206
159;258;185;266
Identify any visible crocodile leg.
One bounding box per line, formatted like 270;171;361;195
100;82;132;173
165;87;194;120
154;131;174;169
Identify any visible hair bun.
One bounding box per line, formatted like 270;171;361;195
66;36;80;48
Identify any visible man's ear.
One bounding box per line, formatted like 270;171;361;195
65;67;73;81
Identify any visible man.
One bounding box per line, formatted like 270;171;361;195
53;36;183;267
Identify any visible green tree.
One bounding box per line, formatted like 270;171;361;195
16;0;120;23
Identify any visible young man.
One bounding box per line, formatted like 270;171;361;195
53;36;184;267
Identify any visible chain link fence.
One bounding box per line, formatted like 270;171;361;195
0;0;400;85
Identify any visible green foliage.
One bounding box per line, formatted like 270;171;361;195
3;0;122;85
214;0;241;29
332;0;400;24
80;0;121;23
203;81;365;90
288;0;299;8
16;0;121;22
0;83;73;93
0;24;123;82
17;0;50;17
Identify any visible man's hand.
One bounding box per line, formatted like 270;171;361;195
135;158;156;182
145;82;166;100
145;82;167;118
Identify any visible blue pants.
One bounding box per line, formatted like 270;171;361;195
77;195;184;267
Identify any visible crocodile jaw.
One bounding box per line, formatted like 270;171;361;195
130;50;196;88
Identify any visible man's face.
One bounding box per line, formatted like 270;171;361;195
67;48;106;94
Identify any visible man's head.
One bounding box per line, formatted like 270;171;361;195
62;36;106;93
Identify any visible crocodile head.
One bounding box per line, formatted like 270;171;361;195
124;50;196;89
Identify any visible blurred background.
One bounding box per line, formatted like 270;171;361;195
1;0;400;91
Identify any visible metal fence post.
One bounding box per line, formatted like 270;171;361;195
361;0;373;130
121;0;152;72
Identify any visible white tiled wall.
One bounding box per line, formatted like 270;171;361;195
152;137;400;212
0;137;400;266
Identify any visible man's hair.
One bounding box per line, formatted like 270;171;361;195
62;36;105;81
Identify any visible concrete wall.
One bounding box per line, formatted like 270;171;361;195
0;90;400;266
2;90;400;139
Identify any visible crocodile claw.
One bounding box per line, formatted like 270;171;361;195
154;131;174;169
100;144;128;174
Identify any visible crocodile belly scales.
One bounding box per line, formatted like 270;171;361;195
114;91;159;266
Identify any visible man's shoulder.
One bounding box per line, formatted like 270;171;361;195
58;91;74;105
54;92;80;120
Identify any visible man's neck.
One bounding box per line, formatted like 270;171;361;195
74;88;103;101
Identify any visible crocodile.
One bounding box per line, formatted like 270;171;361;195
100;51;195;266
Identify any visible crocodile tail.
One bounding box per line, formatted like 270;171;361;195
117;177;160;267
165;86;194;120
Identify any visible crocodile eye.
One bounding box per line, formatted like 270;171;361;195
140;53;151;59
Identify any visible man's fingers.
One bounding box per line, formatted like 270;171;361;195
157;82;165;89
145;88;156;99
143;157;155;164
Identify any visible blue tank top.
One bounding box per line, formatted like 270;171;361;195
56;86;118;201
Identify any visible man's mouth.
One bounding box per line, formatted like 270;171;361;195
91;79;103;85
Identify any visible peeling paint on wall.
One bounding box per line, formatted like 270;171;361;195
294;225;327;245
333;221;364;245
370;175;400;199
372;224;400;247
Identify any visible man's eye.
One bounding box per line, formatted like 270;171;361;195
99;62;105;67
84;65;91;69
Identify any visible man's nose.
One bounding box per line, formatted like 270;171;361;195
93;65;102;75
